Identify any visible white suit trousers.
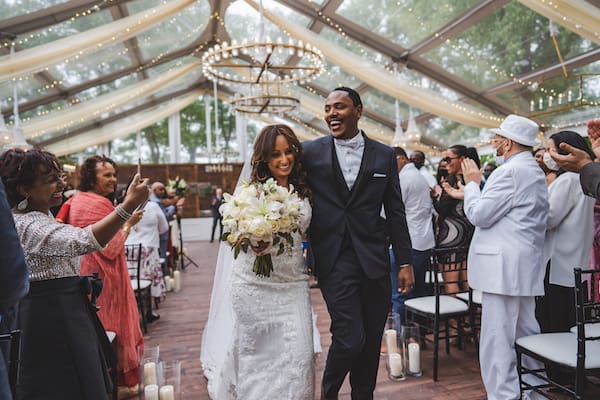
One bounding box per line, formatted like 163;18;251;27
480;292;546;400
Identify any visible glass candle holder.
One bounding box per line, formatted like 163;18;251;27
157;360;182;400
401;324;422;377
140;345;161;388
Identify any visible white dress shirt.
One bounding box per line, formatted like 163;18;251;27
334;132;364;190
543;172;595;287
418;166;438;189
399;163;435;251
125;201;170;248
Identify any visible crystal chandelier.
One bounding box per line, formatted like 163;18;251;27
201;1;325;114
201;37;325;86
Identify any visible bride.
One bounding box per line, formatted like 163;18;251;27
201;124;319;400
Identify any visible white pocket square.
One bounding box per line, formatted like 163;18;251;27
373;173;387;178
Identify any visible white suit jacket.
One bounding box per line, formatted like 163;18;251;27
543;172;594;287
463;151;549;296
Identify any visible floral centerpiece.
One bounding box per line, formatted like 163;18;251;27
219;178;303;277
166;176;188;197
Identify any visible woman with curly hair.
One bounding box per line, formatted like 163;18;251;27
0;148;148;399
201;124;316;400
58;155;145;397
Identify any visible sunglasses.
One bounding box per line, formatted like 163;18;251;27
441;156;460;163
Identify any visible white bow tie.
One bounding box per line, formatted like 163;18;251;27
335;138;361;150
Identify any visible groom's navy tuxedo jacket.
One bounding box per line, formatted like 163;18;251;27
303;133;412;280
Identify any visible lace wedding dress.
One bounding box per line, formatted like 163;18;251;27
202;198;316;400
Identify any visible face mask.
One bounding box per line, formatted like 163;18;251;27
543;151;559;171
493;140;506;165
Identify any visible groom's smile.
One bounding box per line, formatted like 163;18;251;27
324;90;362;140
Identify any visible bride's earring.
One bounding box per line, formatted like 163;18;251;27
17;196;29;211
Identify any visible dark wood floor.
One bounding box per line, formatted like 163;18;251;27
143;240;487;399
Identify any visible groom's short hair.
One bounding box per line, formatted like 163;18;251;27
332;86;362;108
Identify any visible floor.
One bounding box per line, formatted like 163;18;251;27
141;240;489;399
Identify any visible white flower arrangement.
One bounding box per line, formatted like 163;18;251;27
219;178;303;277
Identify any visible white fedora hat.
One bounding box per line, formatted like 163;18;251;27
491;114;540;147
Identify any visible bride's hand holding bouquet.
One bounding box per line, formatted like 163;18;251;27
219;178;303;277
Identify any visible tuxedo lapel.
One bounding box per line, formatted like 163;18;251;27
348;133;375;202
324;136;351;196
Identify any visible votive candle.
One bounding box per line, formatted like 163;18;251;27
144;384;159;400
384;329;398;354
408;342;421;374
159;385;175;400
389;353;403;376
144;362;157;386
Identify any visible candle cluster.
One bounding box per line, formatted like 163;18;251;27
143;354;181;400
384;324;422;381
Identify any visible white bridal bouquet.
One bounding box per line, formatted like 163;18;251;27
219;178;303;277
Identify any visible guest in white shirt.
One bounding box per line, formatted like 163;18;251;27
410;150;439;190
125;198;169;304
537;131;595;335
461;114;549;400
390;147;435;318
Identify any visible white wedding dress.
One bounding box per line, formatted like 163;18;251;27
201;198;318;400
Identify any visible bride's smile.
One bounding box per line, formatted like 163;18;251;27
268;134;296;186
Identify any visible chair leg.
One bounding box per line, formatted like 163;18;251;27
516;348;524;398
433;319;439;382
138;293;148;334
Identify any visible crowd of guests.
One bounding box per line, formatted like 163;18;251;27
390;117;600;400
0;150;185;400
1;114;600;400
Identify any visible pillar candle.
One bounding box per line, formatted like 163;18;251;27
173;270;181;292
388;353;403;376
144;384;159;400
169;278;175;292
408;342;421;373
384;329;398;354
159;385;175;400
164;275;171;291
143;362;157;386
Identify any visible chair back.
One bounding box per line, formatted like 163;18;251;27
431;246;470;294
574;268;600;381
125;243;143;291
0;330;21;397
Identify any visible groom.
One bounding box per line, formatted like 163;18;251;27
303;87;413;400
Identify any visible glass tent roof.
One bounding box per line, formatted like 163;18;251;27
0;0;599;156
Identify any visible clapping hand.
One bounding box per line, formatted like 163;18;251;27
461;158;482;186
442;180;464;200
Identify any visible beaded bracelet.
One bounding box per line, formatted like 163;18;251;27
115;204;132;221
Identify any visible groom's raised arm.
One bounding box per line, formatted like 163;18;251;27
383;148;412;266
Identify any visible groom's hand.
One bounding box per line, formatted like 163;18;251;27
397;265;414;294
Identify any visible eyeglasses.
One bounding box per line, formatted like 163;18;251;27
441;156;460;163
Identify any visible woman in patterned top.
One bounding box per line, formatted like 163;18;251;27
434;145;478;294
0;148;148;400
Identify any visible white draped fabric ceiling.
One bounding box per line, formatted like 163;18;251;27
0;0;599;156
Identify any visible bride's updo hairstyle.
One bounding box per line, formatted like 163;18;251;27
251;124;311;199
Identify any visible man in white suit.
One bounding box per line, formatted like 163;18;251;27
461;114;549;400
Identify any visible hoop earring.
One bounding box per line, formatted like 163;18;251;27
17;197;29;211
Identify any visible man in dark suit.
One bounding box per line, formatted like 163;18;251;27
303;87;413;400
210;187;223;243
